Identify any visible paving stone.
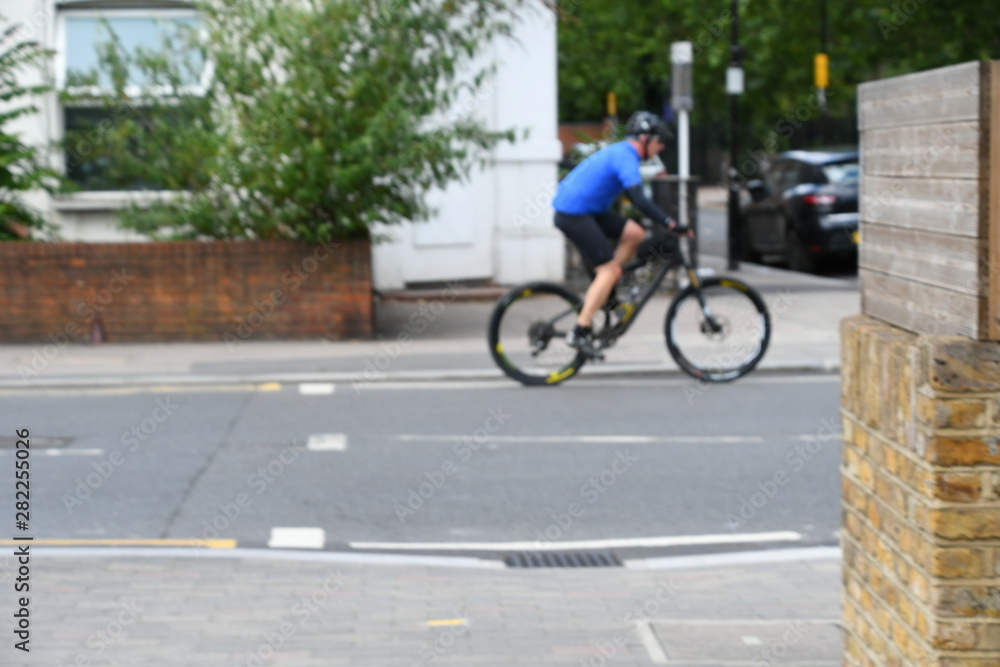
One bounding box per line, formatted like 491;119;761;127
0;553;845;665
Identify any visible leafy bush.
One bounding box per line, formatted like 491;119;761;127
0;19;62;240
63;0;525;244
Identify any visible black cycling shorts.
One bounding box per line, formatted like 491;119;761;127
554;210;628;269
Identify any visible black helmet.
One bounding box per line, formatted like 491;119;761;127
625;111;671;141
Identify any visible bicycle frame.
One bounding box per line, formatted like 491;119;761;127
595;236;701;346
531;236;703;354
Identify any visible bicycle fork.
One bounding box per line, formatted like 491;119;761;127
688;269;724;336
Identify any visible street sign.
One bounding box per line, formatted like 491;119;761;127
814;53;829;88
726;67;744;95
671;41;693;111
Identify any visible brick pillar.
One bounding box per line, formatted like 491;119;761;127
841;315;1000;666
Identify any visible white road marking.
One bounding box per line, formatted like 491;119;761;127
268;527;325;549
624;546;841;570
42;449;105;457
307;434;348;451
741;636;763;645
346;374;840;392
31;547;505;569
651;617;840;626
386;434;839;445
299;383;336;395
349;531;802;552
787;433;843;441
388;435;764;444
633;620;669;664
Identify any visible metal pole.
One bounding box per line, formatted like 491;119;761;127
679;109;689;228
726;0;742;270
671;42;693;229
819;0;828;144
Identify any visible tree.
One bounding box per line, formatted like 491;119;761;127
556;0;1000;150
63;0;526;244
0;17;62;240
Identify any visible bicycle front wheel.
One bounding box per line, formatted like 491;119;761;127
664;277;770;382
488;283;587;386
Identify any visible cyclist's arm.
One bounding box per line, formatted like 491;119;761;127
622;184;684;231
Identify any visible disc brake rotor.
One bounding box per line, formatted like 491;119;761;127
701;315;731;341
528;321;552;351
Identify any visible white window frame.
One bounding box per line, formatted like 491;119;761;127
56;7;209;99
55;5;211;198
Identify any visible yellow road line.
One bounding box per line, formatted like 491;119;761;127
0;539;236;548
426;619;466;627
0;384;262;397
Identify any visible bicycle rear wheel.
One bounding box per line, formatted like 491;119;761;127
488;283;587;386
664;277;770;382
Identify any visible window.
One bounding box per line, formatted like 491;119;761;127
58;6;205;190
767;162;796;192
821;161;860;186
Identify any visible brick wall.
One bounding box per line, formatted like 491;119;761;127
558;121;613;154
841;314;1000;666
0;239;373;343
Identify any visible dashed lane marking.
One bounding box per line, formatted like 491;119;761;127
299;383;336;395
307;434;348;451
268;527;325;549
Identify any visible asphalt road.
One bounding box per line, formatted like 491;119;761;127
1;372;842;561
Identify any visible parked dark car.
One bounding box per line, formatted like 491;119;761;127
740;150;859;272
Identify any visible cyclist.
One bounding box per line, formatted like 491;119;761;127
553;110;694;357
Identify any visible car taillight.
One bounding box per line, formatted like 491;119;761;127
803;194;837;206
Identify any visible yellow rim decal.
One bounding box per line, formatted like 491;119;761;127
620;303;635;323
495;343;504;355
521;289;533;298
687;269;699;288
546;367;576;384
719;280;748;292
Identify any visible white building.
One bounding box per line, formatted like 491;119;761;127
5;0;564;290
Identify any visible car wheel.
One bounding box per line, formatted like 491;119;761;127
787;226;818;274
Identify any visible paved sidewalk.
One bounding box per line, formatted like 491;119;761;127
3;547;841;666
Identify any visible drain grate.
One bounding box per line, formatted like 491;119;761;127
505;551;621;568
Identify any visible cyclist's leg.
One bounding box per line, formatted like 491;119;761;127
554;212;619;328
578;260;621;328
615;219;645;265
595;212;644;266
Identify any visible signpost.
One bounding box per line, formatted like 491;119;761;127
671;42;693;230
726;0;744;270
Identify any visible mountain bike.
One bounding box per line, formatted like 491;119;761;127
487;229;771;385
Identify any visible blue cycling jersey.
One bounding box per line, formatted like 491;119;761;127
553;141;643;216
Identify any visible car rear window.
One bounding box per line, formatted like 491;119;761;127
822;162;859;185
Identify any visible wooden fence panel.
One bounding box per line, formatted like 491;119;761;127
858;60;999;340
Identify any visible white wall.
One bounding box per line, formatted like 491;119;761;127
371;5;564;289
